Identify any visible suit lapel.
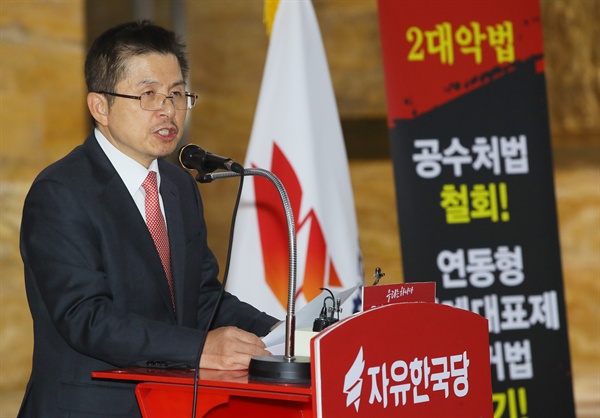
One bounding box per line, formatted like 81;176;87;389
83;135;177;318
159;165;186;323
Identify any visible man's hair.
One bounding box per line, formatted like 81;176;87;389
85;20;189;100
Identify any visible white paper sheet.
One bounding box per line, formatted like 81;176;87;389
262;285;359;348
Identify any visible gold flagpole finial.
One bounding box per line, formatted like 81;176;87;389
264;0;280;36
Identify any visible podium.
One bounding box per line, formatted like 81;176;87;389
93;303;493;417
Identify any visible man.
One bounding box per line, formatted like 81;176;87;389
18;21;279;417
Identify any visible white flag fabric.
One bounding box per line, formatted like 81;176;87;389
227;0;363;319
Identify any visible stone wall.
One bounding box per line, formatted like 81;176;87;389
0;0;597;416
0;1;86;412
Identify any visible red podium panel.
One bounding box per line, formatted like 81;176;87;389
92;368;312;417
311;302;493;417
94;303;491;417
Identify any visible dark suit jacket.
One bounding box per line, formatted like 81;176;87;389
18;132;278;417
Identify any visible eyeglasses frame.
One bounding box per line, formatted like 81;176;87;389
95;90;198;110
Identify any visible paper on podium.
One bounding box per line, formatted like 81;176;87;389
262;285;359;349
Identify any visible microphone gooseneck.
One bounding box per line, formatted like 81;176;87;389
178;143;310;385
206;168;310;384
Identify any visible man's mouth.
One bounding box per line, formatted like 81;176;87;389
155;127;178;140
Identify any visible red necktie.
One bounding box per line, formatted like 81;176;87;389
142;171;175;311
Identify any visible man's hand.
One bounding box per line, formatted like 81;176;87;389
200;326;271;370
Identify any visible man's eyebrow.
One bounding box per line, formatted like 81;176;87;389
137;79;159;87
136;79;186;88
170;80;186;88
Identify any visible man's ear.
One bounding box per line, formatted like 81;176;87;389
87;92;109;126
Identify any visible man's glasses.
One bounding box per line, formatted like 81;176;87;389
97;91;198;111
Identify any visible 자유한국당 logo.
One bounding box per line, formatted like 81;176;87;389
344;347;365;412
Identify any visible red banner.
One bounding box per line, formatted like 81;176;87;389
378;0;543;122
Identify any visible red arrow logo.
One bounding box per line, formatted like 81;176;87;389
252;142;342;308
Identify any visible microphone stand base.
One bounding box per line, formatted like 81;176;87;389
249;355;311;384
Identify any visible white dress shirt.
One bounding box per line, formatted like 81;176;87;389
94;128;167;223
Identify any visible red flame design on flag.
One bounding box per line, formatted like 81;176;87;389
252;142;342;308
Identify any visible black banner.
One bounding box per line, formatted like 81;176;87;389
378;1;576;416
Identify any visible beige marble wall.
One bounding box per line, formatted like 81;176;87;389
0;1;597;416
0;2;87;415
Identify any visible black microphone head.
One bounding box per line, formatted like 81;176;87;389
179;143;243;178
178;144;206;171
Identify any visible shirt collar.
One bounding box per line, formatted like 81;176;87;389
94;128;161;195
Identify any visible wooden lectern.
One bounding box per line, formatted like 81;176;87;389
93;303;493;417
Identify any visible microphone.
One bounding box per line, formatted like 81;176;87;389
179;144;244;176
182;152;310;384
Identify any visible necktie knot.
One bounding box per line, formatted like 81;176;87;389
142;170;158;197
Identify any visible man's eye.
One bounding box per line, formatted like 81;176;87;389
141;91;155;97
171;91;183;97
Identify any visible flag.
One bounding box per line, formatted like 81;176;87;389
227;0;363;319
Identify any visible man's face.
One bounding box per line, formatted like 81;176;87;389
98;53;188;168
